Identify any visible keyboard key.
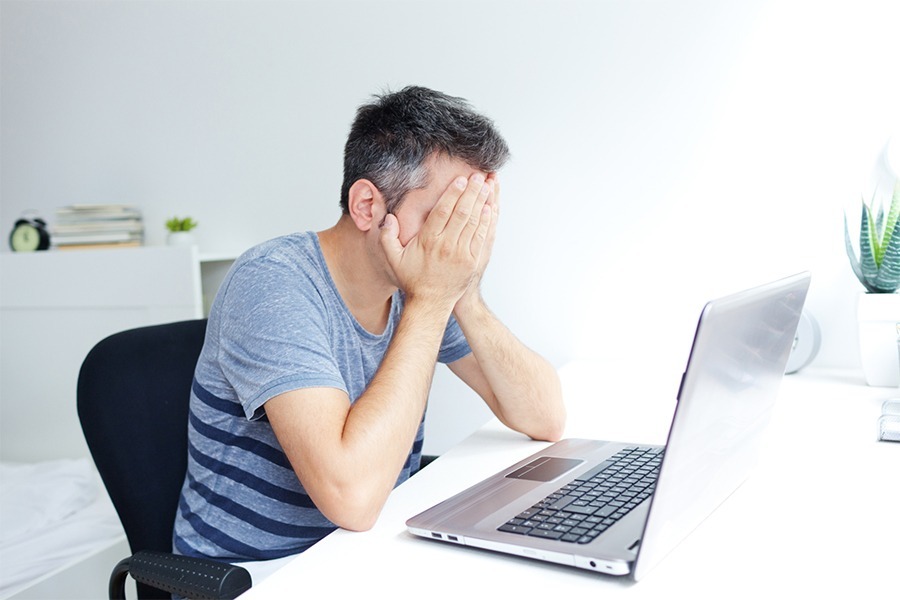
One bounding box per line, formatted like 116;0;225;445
565;504;599;516
498;524;532;535
595;504;617;517
546;516;564;524
573;459;616;482
530;529;565;540
547;495;579;510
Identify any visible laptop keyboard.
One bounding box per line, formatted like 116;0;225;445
497;446;663;544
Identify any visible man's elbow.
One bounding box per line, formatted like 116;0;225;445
333;513;379;533
314;486;386;532
532;402;567;442
532;374;566;442
532;414;566;443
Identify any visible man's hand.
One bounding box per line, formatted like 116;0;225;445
458;174;499;308
380;173;494;308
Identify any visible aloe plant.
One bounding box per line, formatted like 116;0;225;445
845;182;900;293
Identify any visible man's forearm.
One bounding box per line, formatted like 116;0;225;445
336;297;454;522
268;296;454;532
453;294;566;441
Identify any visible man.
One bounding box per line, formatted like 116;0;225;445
173;86;566;563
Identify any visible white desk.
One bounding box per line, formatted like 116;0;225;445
242;362;899;598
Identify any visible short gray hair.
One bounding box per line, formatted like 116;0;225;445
340;86;510;214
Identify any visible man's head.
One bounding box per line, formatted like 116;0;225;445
340;86;510;215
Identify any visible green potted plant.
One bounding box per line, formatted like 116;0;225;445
165;216;198;246
845;181;900;386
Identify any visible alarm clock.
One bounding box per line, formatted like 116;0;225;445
9;217;51;252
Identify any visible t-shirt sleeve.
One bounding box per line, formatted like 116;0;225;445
215;257;347;421
439;314;471;364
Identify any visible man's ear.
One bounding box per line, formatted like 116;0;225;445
346;179;385;232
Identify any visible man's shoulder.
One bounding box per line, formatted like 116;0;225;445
239;231;318;265
210;231;330;314
227;232;327;283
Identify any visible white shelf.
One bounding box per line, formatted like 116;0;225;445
199;251;242;263
0;245;208;463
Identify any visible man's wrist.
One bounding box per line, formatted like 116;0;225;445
453;288;489;322
403;292;458;325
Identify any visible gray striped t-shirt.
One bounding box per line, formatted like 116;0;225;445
172;232;471;561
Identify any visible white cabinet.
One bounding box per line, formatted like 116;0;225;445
0;246;232;462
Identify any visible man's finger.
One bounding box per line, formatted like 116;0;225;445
470;201;493;258
458;178;493;250
443;173;488;242
420;176;467;238
379;213;403;270
490;177;500;211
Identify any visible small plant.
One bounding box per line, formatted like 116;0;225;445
165;216;198;233
845;182;900;293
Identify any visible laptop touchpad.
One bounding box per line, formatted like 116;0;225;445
505;457;584;482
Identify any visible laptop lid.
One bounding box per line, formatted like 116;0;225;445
632;272;811;580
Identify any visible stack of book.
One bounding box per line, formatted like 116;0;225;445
51;205;144;250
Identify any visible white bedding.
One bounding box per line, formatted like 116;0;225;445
0;459;124;598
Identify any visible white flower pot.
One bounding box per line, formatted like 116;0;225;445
858;292;900;387
166;231;196;246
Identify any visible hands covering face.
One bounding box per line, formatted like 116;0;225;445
379;172;499;308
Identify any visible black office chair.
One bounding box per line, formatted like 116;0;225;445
77;319;251;600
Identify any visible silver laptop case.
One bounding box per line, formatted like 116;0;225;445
407;273;810;580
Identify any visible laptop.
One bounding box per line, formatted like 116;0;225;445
407;273;811;581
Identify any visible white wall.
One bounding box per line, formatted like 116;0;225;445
2;0;898;454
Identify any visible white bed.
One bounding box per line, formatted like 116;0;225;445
0;459;126;599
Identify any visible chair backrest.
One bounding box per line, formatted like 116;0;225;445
77;319;207;557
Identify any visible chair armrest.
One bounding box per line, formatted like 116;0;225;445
110;551;251;600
